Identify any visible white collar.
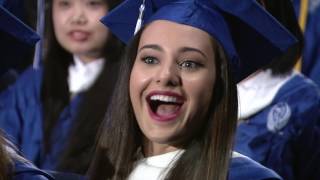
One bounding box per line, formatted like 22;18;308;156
237;69;296;120
128;150;184;180
141;150;184;168
128;150;249;180
232;151;248;159
68;55;105;94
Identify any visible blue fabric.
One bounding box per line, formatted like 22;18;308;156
13;160;54;180
47;171;86;180
101;0;297;82
301;5;320;87
293;0;320;86
43;155;282;180
235;74;320;180
40;95;82;170
0;69;19;91
0;66;83;170
0;0;39;90
0;4;39;45
228;155;282;180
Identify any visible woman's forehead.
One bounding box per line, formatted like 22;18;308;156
139;20;214;51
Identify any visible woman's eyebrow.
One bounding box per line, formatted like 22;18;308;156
179;47;207;59
138;44;163;53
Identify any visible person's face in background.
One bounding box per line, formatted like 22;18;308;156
52;0;109;63
130;20;216;156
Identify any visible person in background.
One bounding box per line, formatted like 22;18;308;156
235;0;320;180
88;0;297;179
0;4;53;180
292;0;320;87
0;0;124;174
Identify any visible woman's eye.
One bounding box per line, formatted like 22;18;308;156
57;0;70;8
87;0;103;7
179;60;202;70
142;56;159;65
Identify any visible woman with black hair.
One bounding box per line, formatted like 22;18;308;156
235;1;320;180
0;0;124;175
87;0;297;179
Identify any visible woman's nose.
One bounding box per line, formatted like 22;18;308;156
70;7;87;25
155;62;181;87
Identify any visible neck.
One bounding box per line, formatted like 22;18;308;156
143;140;180;157
76;53;103;64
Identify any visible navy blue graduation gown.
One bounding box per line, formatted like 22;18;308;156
0;67;82;170
13;160;54;180
293;0;320;86
235;74;320;180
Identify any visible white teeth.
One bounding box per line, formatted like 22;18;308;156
150;95;178;103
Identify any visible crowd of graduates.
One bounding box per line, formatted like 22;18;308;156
0;0;319;180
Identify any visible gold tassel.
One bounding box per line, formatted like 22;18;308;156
295;0;309;71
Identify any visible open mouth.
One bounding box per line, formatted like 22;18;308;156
68;30;90;41
146;92;184;122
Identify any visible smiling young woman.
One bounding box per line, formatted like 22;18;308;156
87;0;298;180
129;20;218;156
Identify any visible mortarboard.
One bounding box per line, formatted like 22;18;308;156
0;1;40;45
0;0;40;79
101;0;298;82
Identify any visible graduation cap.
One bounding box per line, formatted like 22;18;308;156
0;1;40;45
101;0;298;82
0;0;40;82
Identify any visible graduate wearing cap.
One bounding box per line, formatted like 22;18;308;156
0;2;92;180
0;0;124;175
235;1;320;180
0;4;54;180
88;0;297;179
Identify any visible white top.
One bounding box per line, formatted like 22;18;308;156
68;55;105;94
128;150;244;180
128;150;184;180
237;69;296;120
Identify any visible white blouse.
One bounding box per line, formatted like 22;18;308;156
68;55;105;94
128;150;184;180
128;150;246;180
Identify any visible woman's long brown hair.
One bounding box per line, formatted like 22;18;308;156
0;133;12;180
